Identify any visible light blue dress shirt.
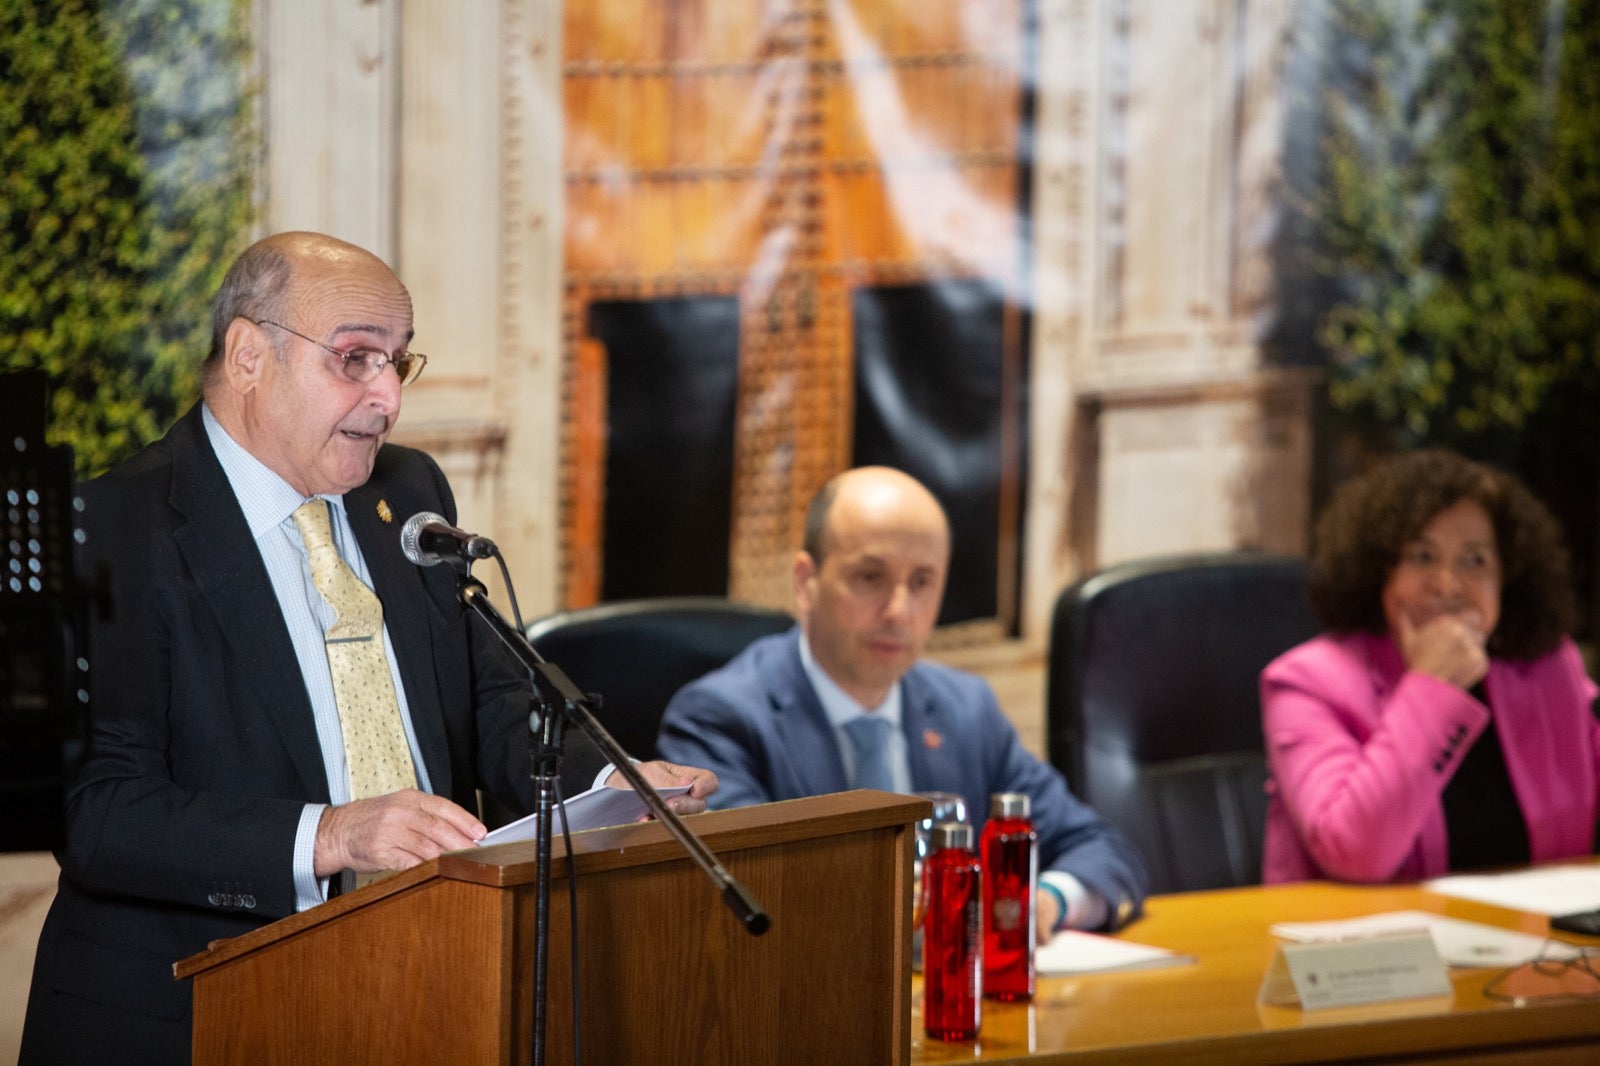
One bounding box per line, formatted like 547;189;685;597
799;635;912;793
202;405;432;910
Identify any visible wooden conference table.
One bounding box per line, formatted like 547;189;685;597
910;872;1600;1065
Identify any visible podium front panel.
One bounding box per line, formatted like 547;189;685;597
183;792;923;1066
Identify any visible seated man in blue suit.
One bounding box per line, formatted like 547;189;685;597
658;466;1148;934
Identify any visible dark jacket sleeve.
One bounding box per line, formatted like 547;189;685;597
657;678;778;811
60;451;307;920
974;685;1149;931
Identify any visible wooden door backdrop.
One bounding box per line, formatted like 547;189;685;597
561;0;1030;640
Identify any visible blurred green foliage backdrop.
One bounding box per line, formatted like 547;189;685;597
0;0;253;476
1308;0;1600;453
1289;0;1600;633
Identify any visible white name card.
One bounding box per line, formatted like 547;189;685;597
1258;933;1452;1010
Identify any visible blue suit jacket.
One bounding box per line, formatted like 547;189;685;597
658;629;1147;929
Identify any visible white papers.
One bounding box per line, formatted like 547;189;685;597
1270;909;1576;968
1035;929;1193;975
1426;865;1600;917
477;784;692;847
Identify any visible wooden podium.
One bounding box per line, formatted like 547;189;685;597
176;791;924;1065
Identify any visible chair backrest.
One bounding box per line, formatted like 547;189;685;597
524;596;794;762
1045;552;1318;893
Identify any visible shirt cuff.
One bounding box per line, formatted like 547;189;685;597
1042;870;1107;931
293;803;331;912
590;763;618;791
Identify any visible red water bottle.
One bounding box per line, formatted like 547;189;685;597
922;821;982;1041
981;792;1037;1001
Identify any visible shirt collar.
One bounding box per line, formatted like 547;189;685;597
202;402;346;537
798;630;903;730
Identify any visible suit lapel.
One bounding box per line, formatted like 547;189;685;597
1361;633;1409;723
345;475;453;796
769;635;850;795
902;668;961;793
165;408;330;799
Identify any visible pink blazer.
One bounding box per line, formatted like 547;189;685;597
1261;631;1600;883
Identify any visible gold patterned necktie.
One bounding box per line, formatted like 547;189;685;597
292;499;418;802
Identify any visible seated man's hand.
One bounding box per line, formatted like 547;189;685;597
314;789;486;876
605;760;719;816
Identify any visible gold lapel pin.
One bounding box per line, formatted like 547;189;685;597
376;500;393;523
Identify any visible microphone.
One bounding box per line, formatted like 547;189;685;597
399;511;498;567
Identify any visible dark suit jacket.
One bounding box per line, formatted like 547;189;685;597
657;629;1148;930
21;405;602;1064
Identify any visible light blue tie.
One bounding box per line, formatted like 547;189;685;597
842;715;896;792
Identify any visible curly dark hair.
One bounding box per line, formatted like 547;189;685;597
1308;449;1578;660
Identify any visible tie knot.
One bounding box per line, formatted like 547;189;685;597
292;498;382;636
292;498;336;554
842;715;895;792
843;714;893;748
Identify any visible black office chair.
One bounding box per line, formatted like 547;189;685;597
1046;552;1318;893
523;596;794;763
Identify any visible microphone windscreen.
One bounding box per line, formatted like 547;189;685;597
400;511;448;566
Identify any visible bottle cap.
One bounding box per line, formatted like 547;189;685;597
930;821;973;852
990;792;1030;820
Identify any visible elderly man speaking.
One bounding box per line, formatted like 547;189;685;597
22;232;715;1064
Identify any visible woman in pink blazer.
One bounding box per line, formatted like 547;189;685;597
1262;450;1600;883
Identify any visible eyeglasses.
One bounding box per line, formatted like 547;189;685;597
251;319;428;385
1484;941;1600;1006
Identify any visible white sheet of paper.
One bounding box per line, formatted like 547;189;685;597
1035;929;1193;975
477;784;692;846
1425;865;1600;917
1270;909;1576;968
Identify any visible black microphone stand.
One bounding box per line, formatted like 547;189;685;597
447;567;769;1066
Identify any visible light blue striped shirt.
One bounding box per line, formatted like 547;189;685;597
202;405;432;910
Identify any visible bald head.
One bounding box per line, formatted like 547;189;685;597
204;232;403;392
203;231;413;497
795;467;951;706
803;466;951;566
